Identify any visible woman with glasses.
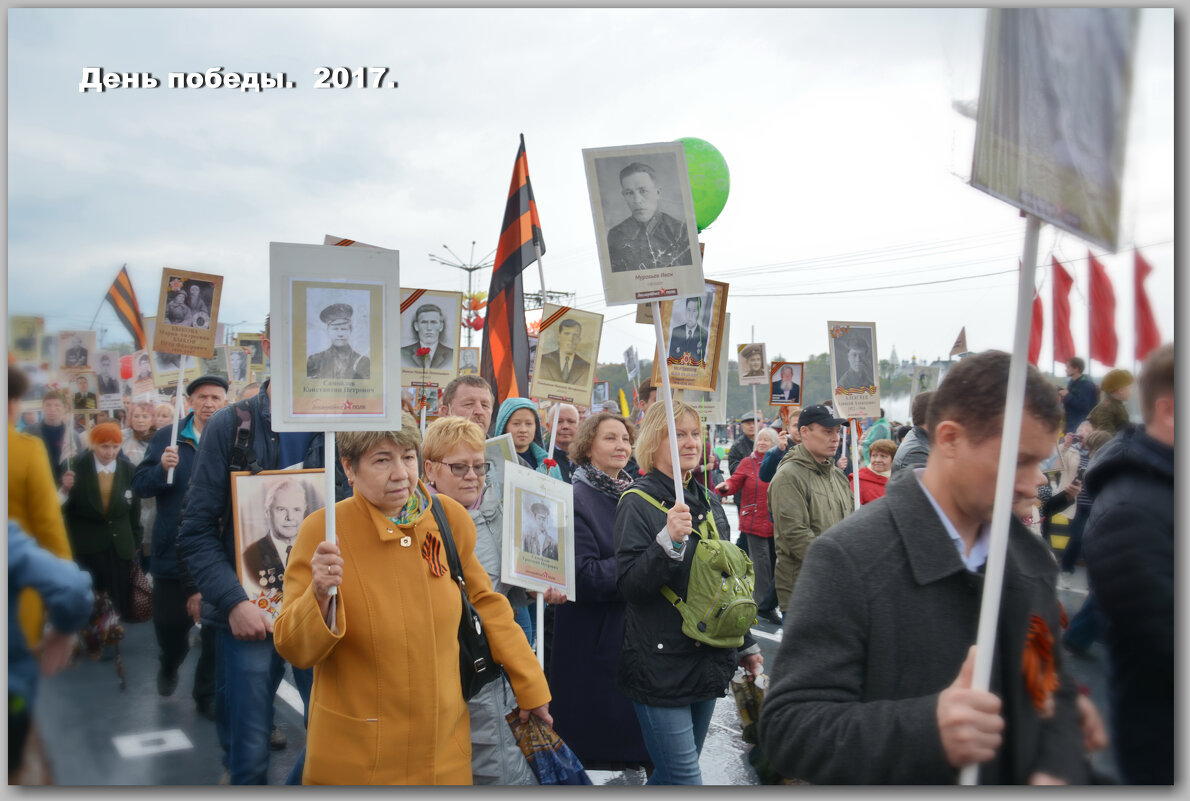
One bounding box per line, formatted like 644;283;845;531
421;416;539;785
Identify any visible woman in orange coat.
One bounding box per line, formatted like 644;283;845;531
274;417;551;785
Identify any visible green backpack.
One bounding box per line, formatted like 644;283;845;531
622;488;757;648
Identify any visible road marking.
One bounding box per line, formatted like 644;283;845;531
750;628;781;642
277;679;303;714
112;729;193;758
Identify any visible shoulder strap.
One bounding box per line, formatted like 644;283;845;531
228;400;263;474
430;496;464;586
620;487;719;540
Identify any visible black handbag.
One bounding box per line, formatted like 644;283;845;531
429;497;503;701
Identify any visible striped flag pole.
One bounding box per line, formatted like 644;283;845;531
481;134;545;406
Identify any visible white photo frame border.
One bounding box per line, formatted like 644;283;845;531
500;461;576;599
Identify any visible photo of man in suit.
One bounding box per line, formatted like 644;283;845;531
606;161;691;273
668;296;709;363
73;375;97;410
96;354;121;395
135;352;153;382
400;302;454;370
538;318;590;384
64;335;88;368
522;500;559;560
771;363;801;404
242;477;308;594
306;303;370;379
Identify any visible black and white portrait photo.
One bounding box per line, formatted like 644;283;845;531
828;320;880;420
227;348;249;382
834;330;876;389
624;346;639;381
458;347;480;376
305;289;371;380
668;293;713;364
538;318;590;385
591;381;610;407
520;494;559;561
163;277;214;330
198;346;230;382
529;304;604;404
95;351;122;395
584;142;704;306
10;316;42;362
769;362;804;406
59;331;95;371
738;343;768;386
400;301;454;370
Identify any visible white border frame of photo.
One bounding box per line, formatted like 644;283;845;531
650;279;729;393
827;320;881;420
768;361;805;409
57;329;97;373
676;311;730;426
457;346;481;376
230;468;327;624
500;461;576;599
400;288;463;390
583;141;705;307
910;364;941;398
737;342;769;387
153;267;223;359
268;241;403;433
10;315;44;363
484;433;517;503
591;380;610;409
236;332;267;374
529;303;604;405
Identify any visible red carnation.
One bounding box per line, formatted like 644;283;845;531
416;347;430;357
543;458;558;469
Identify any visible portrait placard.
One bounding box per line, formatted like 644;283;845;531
94;350;124;410
769;361;805;408
624;346;639;383
500;462;576;599
400;288;462;389
529;304;603;404
225;346;251;385
153;268;223;358
131;350;156;398
10;316;43;363
828;321;881;420
591;381;610;408
677;312;731;427
583;142;705;306
650;280;728;393
58;330;96;372
198;345;230;383
484;433;517;502
143;317;199;387
231;469;327;623
412;386;442;418
737;343;768;386
269;241;402;432
68;371;99;413
458;347;480;376
911;365;941;398
236;333;266;373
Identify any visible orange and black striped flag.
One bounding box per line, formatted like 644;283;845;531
481;134;545;408
104;265;147;349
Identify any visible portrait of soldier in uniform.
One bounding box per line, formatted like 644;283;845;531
538;318;591;385
64;334;89;368
242;477;308;594
521;499;559;560
306;302;370;379
740;344;767;378
400;303;454;369
73;374;97;410
606;161;692;274
668;296;710;363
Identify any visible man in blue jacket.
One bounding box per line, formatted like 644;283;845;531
133;374;227;713
1058;357;1097;434
1082;343;1173;784
177;321;344;784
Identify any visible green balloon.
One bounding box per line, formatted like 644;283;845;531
677;137;730;232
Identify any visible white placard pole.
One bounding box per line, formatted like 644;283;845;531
535;593;546;669
958;213;1042;786
546;402;561;467
534;243;546;308
325;430;338;599
419;402;427;436
651;301;684;506
751;384;760;435
849;419;862;510
166;360;185;485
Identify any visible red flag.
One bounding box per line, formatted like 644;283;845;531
1051;257;1076;364
480;135;545;407
1087;252;1118;366
1134;250;1161;362
1029;287;1043;366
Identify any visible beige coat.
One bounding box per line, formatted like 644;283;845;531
274;485;550;785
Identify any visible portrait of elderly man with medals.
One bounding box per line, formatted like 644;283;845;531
306;302;370;380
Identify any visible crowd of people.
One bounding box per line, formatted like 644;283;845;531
7;323;1174;785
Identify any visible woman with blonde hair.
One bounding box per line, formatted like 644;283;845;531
615;401;763;785
274;413;551;785
421;415;538;785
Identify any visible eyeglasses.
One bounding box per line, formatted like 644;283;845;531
431;460;493;478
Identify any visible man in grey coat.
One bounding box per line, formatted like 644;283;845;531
891;390;933;474
759;351;1086;784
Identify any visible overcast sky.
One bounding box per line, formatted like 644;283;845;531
7;8;1176;374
